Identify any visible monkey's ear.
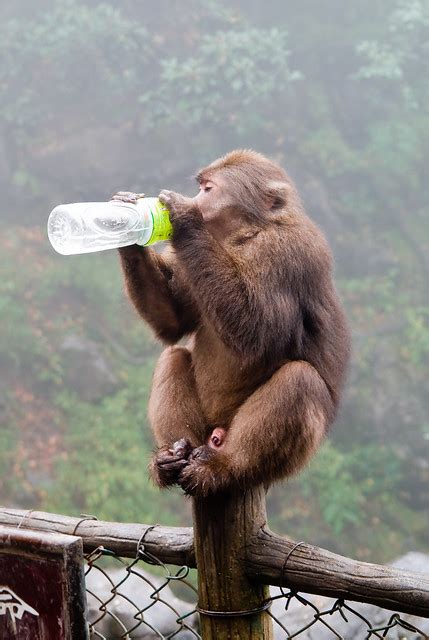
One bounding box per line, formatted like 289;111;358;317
266;181;289;210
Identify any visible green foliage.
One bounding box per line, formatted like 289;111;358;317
149;28;301;133
300;443;364;535
404;307;429;365
299;126;360;178
0;419;19;500
269;442;425;561
298;443;404;536
44;376;186;525
357;0;429;107
0;0;149;140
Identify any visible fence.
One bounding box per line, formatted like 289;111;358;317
0;486;428;639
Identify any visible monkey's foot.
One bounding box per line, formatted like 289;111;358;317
149;439;193;488
178;445;230;497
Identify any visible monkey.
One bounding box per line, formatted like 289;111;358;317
114;150;350;496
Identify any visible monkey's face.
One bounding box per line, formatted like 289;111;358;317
194;173;235;223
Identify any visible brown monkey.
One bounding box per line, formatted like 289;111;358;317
115;150;350;496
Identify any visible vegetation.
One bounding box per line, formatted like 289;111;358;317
0;0;428;562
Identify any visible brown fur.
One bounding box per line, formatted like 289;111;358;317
118;150;351;495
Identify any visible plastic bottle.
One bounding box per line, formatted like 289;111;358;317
47;197;172;255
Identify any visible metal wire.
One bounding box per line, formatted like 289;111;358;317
265;587;429;639
85;545;201;639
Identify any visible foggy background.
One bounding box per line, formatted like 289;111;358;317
0;0;428;563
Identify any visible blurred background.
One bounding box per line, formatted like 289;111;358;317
0;0;428;563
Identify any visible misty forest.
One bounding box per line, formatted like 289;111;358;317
0;0;428;563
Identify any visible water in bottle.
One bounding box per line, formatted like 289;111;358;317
47;197;172;255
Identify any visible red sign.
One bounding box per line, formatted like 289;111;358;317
0;526;88;640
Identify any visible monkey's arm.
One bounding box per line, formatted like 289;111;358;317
172;222;295;358
118;245;199;343
177;360;334;495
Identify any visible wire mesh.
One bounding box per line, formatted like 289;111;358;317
84;545;201;640
84;543;429;640
266;587;429;639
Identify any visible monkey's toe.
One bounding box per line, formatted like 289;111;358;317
178;446;228;496
171;438;193;459
189;445;212;463
149;449;189;488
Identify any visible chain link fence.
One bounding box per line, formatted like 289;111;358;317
84;545;429;640
267;588;429;639
85;546;200;639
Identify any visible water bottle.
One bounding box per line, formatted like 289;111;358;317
47;197;172;255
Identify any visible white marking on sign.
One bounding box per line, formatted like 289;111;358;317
0;587;39;622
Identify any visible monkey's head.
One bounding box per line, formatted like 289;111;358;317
193;150;301;231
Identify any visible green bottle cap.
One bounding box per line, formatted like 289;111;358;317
145;199;173;245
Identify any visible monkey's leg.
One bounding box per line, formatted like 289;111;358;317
178;361;334;496
148;345;208;487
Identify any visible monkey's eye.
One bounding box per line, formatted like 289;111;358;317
204;186;212;192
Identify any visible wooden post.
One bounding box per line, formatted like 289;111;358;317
193;486;273;640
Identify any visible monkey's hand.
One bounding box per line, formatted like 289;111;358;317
111;192;146;258
149;439;193;488
178;445;231;496
159;190;203;233
111;191;145;204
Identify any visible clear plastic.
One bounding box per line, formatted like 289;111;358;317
47;197;172;255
